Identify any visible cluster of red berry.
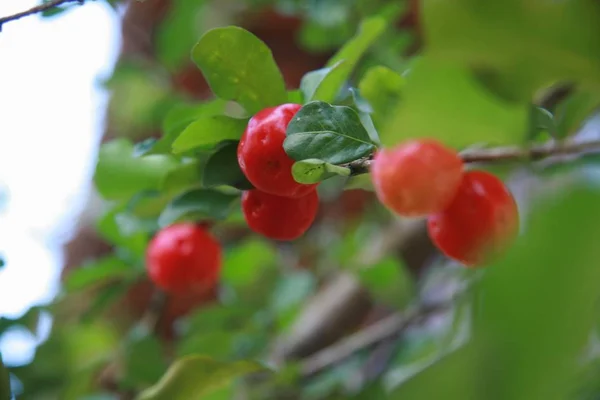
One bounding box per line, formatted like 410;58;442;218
237;103;319;241
371;140;520;266
144;105;520;297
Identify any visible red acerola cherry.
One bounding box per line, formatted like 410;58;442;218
371;139;464;217
146;223;222;294
427;170;519;266
241;189;319;241
237;103;318;198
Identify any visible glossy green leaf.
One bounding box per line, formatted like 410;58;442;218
202;141;253;190
136;356;269;400
291;159;350;184
380;57;528;148
284;101;376;164
358;65;404;127
95;139;178;200
64;256;133;292
158;188;239;227
191;26;287;114
299;61;347;104
171;116;248;154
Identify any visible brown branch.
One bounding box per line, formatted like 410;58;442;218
347;138;600;175
300;302;449;378
0;0;83;29
138;289;167;333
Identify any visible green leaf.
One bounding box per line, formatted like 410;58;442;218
95;139;178;200
358;65;404;127
202;141;253;190
144;100;227;155
473;183;600;400
291;159;350;184
326;17;386;68
299;61;347;104
64;256;134;292
160;159;203;193
299;16;387;104
158;188;239;227
191;26;287;114
357;257;414;309
287;90;304;104
123;329;168;389
380;56;528;148
529;106;557;139
0;353;10;400
97;205;149;259
422;0;600;96
136;356;270;400
284;101;376;164
221;239;276;287
171;116;248;154
555;89;600;138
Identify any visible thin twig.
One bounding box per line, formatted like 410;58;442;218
300;302;449;377
139;289;167;333
347;138;600;176
0;0;84;30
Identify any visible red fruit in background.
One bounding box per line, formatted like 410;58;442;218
242;189;319;241
237;104;318;198
427;170;519;266
146;223;222;294
371;139;464;217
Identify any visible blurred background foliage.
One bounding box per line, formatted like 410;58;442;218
3;0;600;399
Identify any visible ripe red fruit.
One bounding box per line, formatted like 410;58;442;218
241;189;319;241
371;139;464;217
146;223;222;294
237;103;318;198
427;170;519;266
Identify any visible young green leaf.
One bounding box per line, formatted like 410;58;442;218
191;26;287;114
136;356;270;400
528;106;557;139
299;16;387;104
64;256;135;293
291;159;350;184
284;101;376;164
202;140;253;190
158;188;239;227
171;116;248;154
160;159;203;193
358;65;404;127
326;16;386;68
145;99;227;155
95;139;178;201
300;61;348;103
